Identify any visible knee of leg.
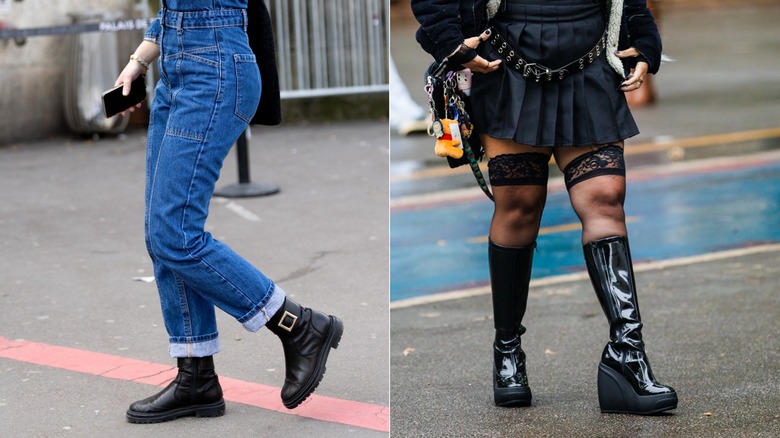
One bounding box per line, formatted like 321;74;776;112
143;233;155;260
489;152;550;225
590;183;626;208
563;145;626;191
146;217;192;265
500;192;546;222
574;182;627;225
588;192;627;223
153;238;196;266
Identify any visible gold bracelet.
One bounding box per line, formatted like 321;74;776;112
130;54;149;70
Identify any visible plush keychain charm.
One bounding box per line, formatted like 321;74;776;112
455;68;472;96
425;68;473;160
431;118;444;138
434;118;464;159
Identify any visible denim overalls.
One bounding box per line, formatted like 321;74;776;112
143;0;284;358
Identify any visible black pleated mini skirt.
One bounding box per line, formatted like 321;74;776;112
471;0;639;147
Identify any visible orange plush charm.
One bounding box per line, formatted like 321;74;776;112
433;118;464;159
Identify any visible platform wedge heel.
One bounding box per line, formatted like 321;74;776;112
598;362;679;414
584;236;677;415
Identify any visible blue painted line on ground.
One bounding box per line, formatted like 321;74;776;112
391;158;780;301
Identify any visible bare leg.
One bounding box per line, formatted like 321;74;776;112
482;135;551;247
553;144;627;244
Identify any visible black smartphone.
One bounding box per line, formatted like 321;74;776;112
102;75;147;118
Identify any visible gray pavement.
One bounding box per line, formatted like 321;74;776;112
391;251;780;437
0;121;389;437
390;3;780;437
3;3;780;437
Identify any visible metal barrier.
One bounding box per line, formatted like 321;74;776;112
269;0;388;99
0;1;390;100
63;11;129;135
1;2;388;195
220;0;389;198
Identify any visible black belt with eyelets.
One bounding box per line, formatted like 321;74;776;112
487;26;607;82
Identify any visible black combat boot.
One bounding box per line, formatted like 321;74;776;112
584;236;678;415
489;241;534;407
126;356;225;423
267;298;344;409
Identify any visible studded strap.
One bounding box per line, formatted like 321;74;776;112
487;27;607;82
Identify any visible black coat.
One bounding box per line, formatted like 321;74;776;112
247;0;282;125
411;0;489;65
619;0;662;74
411;0;662;74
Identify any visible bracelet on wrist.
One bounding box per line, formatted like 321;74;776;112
130;54;150;70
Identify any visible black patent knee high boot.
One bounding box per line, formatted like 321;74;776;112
489;241;534;407
267;297;344;409
584;236;677;415
126;356;225;423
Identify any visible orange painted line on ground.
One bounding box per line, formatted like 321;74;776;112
392;127;780;182
628;127;780;154
0;336;389;433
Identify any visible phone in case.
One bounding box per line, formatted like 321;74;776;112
102;76;147;118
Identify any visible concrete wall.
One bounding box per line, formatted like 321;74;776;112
0;0;143;146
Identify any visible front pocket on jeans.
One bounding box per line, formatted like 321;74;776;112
234;54;261;123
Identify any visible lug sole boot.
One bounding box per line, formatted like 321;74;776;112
489;241;534;407
584;236;677;415
126;356;225;423
267;298;344;409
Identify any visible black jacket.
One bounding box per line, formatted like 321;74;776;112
247;0;282;125
619;1;662;74
411;0;662;74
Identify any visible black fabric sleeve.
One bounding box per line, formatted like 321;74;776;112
623;0;662;74
411;0;467;63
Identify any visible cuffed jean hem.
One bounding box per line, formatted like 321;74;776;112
241;284;287;332
169;337;220;358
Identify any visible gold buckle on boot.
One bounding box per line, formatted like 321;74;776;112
277;311;298;332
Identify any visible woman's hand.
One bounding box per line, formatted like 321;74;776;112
112;41;159;116
462;29;502;74
615;48;649;92
113;61;146;116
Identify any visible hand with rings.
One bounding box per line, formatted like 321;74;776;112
615;47;648;92
462;29;502;74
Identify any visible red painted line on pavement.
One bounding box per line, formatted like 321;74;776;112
0;337;389;433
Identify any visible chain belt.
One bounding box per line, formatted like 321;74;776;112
487;26;607;82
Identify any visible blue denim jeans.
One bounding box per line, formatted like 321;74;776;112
145;7;284;358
